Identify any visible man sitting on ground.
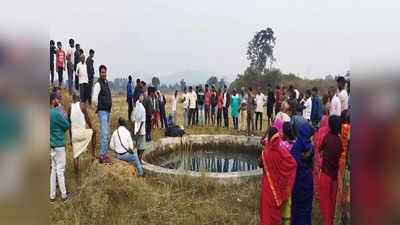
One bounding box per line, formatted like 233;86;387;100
109;117;144;177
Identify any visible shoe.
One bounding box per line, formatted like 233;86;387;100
101;156;112;164
62;195;70;203
50;198;56;204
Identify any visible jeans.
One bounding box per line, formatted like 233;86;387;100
223;107;229;128
255;112;263;130
189;108;196;126
88;77;94;105
217;108;222;127
232;117;238;129
171;111;177;126
50;63;54;84
79;83;89;103
146;115;152;141
204;105;210;125
50;147;67;199
98;110;110;159
160;109;167;128
57;67;63;87
198;105;204;126
128;97;133;121
183;108;188;127
74;75;79;91
247;111;254;135
67;66;74;94
115;152;143;176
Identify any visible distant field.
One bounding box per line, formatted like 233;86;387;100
50;91;323;225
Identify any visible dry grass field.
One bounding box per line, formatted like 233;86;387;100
50;90;323;225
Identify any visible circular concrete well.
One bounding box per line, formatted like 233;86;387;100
141;135;264;184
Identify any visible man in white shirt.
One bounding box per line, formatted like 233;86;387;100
171;90;178;125
110;117;144;177
76;54;89;104
303;89;312;121
188;86;197;127
337;76;349;112
329;87;342;116
66;38;75;94
133;94;146;163
255;88;266;130
181;87;189;127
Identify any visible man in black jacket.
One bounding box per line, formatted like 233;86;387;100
222;85;231;128
92;65;112;164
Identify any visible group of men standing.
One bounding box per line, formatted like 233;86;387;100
50;39;95;104
177;77;349;137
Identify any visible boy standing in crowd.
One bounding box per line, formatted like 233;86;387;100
204;84;211;126
267;84;275;127
76;54;89;103
55;41;66;88
50;93;70;203
66;39;75;94
127;75;133;121
222;85;231;129
86;49;95;105
50;40;56;86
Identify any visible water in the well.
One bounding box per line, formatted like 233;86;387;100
151;148;260;173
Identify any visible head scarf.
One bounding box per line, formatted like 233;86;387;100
274;117;283;137
262;133;297;207
291;123;314;165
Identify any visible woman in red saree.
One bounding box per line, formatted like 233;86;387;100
313;115;329;197
260;127;297;225
338;110;350;195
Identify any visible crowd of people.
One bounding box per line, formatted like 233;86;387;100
50;39;351;225
259;77;350;225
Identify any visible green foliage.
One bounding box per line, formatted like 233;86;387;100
247;27;276;71
205;76;226;91
230;67;335;94
206;76;218;87
151;76;161;88
180;79;186;91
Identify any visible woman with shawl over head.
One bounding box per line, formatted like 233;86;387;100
291;123;315;225
313;115;329;197
259;127;297;225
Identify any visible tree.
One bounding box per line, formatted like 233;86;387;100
219;78;226;89
180;79;186;91
247;27;276;71
151;76;160;89
206;76;218;87
325;74;334;81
